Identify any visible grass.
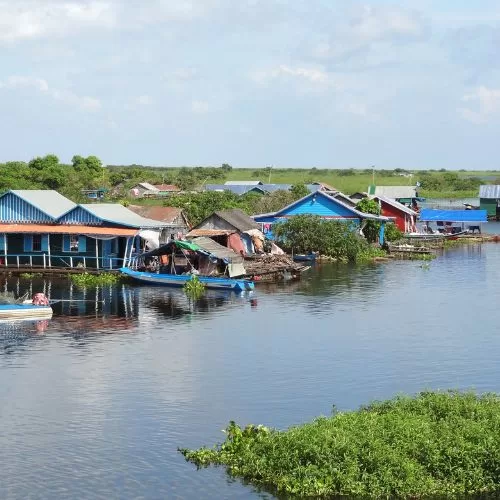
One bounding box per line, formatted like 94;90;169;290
70;272;121;287
180;391;500;498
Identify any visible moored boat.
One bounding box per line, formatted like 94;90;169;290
0;303;53;320
292;253;316;262
119;267;254;291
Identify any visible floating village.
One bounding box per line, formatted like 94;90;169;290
0;180;497;318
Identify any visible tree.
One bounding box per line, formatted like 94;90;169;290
221;163;233;172
290;184;309;199
356;198;381;243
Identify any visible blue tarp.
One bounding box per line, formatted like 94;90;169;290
419;209;487;223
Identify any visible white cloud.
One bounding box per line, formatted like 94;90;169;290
191;100;210;113
0;76;49;92
459;86;500;124
137;95;153;106
0;75;101;112
251;65;330;86
0;1;116;43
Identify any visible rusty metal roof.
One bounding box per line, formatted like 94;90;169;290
128;205;187;225
0;224;137;237
186;229;236;237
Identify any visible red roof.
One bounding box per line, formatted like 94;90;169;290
153;184;180;192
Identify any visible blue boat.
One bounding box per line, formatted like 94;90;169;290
119;267;254;291
292;253;317;262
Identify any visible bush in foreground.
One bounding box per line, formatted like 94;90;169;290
180;391;500;498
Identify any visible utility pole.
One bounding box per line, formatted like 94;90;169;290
268;165;273;184
371;165;375;185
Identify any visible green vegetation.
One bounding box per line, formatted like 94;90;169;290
183;275;205;298
70;272;121;287
19;272;43;278
180;391;500;498
272;215;385;263
0;154;492;203
356;198;381;243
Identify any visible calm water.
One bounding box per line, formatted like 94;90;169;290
1;243;500;499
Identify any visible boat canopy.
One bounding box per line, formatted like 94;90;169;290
142;238;243;264
419;209;487;223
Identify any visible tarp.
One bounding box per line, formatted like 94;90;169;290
419;209;487;223
175;240;201;251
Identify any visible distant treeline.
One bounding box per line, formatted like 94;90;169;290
0;155;492;204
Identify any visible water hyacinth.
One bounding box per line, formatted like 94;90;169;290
183;275;205;298
180;391;500;498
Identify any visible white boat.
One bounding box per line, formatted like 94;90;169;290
0;303;53;320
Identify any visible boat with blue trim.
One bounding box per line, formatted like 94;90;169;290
119;267;254;291
120;239;254;291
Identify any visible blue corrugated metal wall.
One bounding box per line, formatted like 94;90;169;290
0;193;55;223
281;194;357;218
58;207;102;225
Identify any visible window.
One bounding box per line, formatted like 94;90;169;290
32;234;42;252
63;235;87;253
24;234;48;252
70;236;79;252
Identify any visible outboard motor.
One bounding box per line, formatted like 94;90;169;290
32;293;49;306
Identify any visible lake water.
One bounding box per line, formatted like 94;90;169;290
1;243;500;499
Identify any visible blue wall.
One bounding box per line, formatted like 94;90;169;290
282;194;358;218
59;207;102;225
0;193;55;223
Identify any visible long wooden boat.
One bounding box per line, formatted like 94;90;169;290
119;267;255;291
0;303;53;320
292;253;316;262
404;230;468;241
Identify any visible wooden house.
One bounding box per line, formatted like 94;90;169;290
372;195;417;233
128;206;190;240
0;190;170;270
253;191;390;243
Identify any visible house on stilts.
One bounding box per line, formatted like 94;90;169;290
0;190;171;270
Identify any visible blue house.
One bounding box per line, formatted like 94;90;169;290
0;190;170;270
253;191;390;243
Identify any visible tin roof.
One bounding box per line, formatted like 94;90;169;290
0;223;137;236
78;204;170;228
209;209;260;232
9;190;76;219
370;186;417;199
190;236;244;263
479;185;500;199
134;182;158;191
419;209;487;223
127;205;187;225
374;195;418;216
186;229;236;237
224;181;263;186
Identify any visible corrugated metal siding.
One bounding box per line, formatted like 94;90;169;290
283;195;357;217
59;207;102;225
0;192;55;223
480;200;497;216
479;185;500;199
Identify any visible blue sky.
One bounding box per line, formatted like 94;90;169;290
1;0;499;169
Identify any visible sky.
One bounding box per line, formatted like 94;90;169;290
1;0;500;169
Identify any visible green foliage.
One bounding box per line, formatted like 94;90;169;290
183;275;205;298
70;272;120;287
385;223;404;242
180;391;500;498
356;198;381;243
290;184;309;199
19;272;43;278
273;215;380;263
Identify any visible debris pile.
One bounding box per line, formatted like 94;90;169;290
244;254;309;280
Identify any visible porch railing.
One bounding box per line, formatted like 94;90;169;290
0;253;126;270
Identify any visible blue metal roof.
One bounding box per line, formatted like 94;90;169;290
419;209;487;222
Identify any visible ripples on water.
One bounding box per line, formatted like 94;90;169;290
0;244;500;499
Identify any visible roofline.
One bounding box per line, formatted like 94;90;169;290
59;204;168;229
2;189;75;221
372;195;418;216
271;191;390;221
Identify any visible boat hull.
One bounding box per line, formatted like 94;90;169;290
119;268;254;291
0;304;53;320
